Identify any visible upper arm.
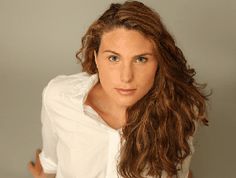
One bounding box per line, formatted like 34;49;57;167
39;84;58;174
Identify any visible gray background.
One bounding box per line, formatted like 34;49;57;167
0;0;235;178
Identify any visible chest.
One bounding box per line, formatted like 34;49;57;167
55;114;121;177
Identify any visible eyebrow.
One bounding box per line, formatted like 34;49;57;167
102;50;154;57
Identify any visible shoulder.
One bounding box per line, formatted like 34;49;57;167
42;72;92;103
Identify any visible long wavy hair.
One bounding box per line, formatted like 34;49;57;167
76;1;210;177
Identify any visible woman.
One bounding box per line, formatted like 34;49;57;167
28;1;209;178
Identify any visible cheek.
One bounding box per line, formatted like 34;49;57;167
137;70;156;92
140;77;155;91
97;67;118;89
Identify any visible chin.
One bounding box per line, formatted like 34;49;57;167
116;98;139;108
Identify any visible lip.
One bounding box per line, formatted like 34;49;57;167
115;88;136;95
115;88;136;91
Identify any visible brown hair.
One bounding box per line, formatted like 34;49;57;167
76;1;211;177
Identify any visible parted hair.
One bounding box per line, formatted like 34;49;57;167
76;1;210;177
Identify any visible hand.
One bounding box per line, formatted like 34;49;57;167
188;170;193;178
28;149;46;178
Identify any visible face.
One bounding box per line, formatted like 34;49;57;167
95;27;158;109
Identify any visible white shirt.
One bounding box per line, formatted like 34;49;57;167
39;72;194;178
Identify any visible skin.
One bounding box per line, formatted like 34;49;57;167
86;27;158;129
27;149;55;178
28;150;192;178
28;28;193;178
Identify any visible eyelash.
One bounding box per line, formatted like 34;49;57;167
136;56;148;63
108;55;119;62
108;55;148;63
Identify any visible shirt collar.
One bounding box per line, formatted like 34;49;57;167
81;73;99;105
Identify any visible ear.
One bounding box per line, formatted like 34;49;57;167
94;50;98;67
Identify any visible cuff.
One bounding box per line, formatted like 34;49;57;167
39;151;57;174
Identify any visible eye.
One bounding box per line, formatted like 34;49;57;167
108;55;119;62
136;56;148;63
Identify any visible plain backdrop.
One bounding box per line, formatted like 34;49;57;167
0;0;235;178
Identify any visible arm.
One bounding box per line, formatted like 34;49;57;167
188;170;193;178
167;170;193;178
173;135;196;178
28;84;59;177
28;149;56;178
39;85;58;174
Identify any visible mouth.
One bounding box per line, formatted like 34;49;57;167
115;88;136;95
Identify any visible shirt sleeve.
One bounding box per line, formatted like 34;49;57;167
39;85;58;174
177;120;198;178
176;137;194;178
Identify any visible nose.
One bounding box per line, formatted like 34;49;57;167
120;63;134;83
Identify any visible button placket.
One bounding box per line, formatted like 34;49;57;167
105;130;121;178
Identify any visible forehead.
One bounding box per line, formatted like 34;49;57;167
99;28;155;54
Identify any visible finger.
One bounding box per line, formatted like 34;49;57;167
35;148;42;163
36;148;42;155
35;149;41;164
35;149;43;171
27;161;39;176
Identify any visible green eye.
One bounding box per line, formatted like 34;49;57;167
108;55;119;62
136;56;148;63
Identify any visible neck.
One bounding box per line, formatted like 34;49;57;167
97;83;127;115
87;83;127;125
